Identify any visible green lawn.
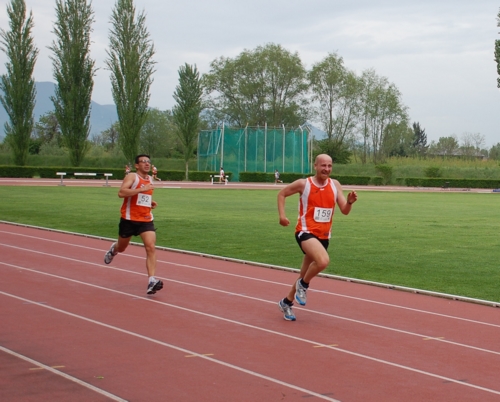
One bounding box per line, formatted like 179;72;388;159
1;186;499;302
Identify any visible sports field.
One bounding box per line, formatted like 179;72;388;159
0;182;498;303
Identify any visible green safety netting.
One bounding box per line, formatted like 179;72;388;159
197;125;311;181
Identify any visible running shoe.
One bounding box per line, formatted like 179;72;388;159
295;278;307;306
104;243;117;264
278;299;296;321
147;279;163;295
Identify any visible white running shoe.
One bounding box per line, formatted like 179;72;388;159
147;279;163;295
104;243;117;264
295;278;307;306
278;299;296;321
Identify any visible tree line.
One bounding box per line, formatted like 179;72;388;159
0;0;203;177
1;0;500;173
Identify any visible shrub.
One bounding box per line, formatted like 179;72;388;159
375;164;393;184
424;166;441;178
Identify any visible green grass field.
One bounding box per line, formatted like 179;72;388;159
1;186;499;302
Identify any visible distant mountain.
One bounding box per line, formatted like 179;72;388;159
304;122;327;140
0;82;327;142
0;81;118;140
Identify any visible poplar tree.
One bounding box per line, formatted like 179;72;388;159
409;121;428;158
172;63;203;180
106;0;155;163
49;0;96;166
0;0;38;165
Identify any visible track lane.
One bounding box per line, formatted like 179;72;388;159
1;223;500;401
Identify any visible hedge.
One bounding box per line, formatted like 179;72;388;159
402;177;500;189
239;171;383;185
0;166;226;182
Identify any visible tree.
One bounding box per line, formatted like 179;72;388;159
49;0;96;166
382;121;414;157
489;143;500;160
358;69;377;164
106;0;156;163
359;69;409;164
411;122;428;157
428;136;459;157
173;63;204;180
460;132;485;159
0;0;38;166
316;138;351;164
203;43;309;127
308;53;361;144
33;111;62;145
93;121;119;151
495;8;500;88
140;108;177;158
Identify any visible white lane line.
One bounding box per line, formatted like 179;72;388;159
0;345;127;402
2;241;500;354
0;239;500;336
1;232;499;328
10;224;499;317
0;290;340;402
1;261;500;397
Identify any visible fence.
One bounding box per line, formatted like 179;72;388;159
197;124;312;181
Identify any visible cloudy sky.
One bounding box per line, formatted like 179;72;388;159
1;0;500;147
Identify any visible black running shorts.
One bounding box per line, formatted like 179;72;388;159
295;231;329;254
119;218;156;238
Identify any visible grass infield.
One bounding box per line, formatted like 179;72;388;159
1;186;498;303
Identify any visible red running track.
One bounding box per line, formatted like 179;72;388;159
1;222;500;402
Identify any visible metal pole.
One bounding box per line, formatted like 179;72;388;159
244;123;248;172
264;123;267;173
282;124;285;172
255;126;258;171
298;125;302;173
221;123;225;169
309;131;314;173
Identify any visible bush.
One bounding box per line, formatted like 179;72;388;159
370;176;384;186
375;164;393;184
424;166;441;178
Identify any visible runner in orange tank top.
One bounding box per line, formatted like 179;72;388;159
104;154;163;295
277;154;357;321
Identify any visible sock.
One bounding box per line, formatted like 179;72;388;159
283;297;293;306
300;278;309;288
149;276;156;284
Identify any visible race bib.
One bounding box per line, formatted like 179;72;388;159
136;193;152;207
313;207;333;223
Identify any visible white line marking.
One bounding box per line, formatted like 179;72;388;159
1;229;499;325
1;223;499;308
0;289;340;402
1;261;500;396
1;231;499;327
164;261;500;328
2;240;500;348
0;345;127;402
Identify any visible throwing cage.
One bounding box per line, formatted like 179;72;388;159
197;124;312;181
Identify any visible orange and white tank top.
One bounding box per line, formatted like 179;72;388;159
120;174;154;222
295;177;337;239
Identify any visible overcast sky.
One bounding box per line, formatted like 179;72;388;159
1;0;500;147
